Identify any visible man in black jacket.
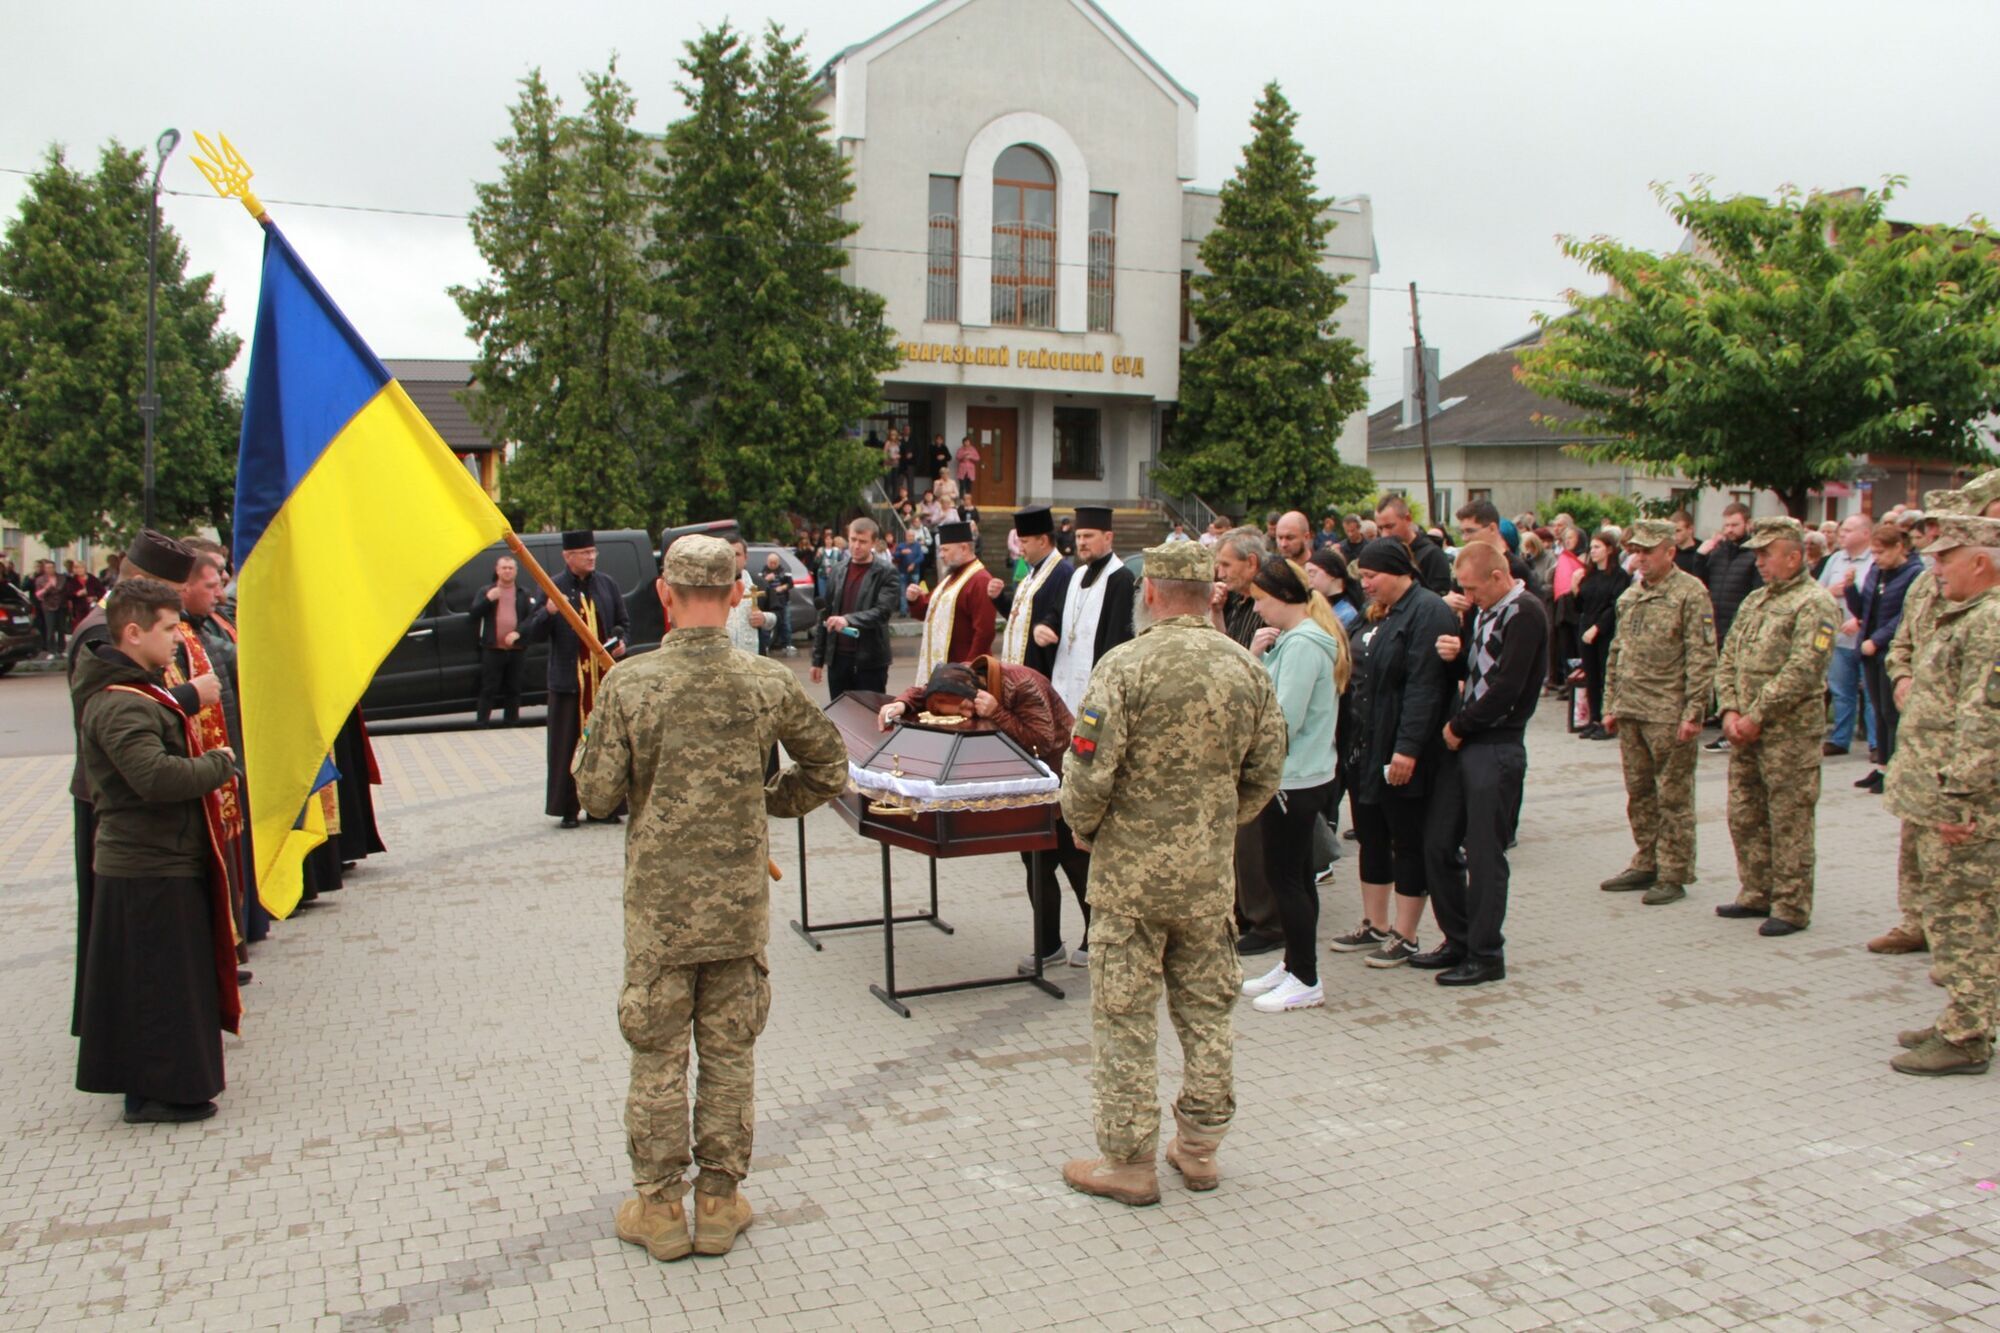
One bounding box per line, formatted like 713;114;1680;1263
1376;495;1455;596
519;532;629;827
1693;503;1761;748
811;518;900;701
468;554;540;727
1418;542;1548;985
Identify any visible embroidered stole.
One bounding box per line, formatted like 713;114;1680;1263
102;682;244;1035
575;579;608;733
1001;550;1063;665
916;559;984;684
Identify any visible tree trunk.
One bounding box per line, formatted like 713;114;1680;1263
1780;484;1811;519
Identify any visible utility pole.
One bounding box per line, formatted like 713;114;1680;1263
1408;282;1437;525
142;127;181;529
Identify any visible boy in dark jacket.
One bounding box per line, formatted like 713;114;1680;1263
73;578;240;1125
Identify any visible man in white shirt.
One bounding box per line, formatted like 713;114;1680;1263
1816;514;1876;757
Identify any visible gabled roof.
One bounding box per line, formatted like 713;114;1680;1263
382;358;496;454
1367;330;1611;453
816;0;1196;108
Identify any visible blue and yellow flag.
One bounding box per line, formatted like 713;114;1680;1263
231;221;505;916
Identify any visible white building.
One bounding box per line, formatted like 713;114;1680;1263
816;0;1375;509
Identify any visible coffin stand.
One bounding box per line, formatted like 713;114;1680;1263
790;691;1064;1017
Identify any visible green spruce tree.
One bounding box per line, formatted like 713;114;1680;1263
0;143;242;545
652;23;897;536
1158;83;1370;517
453;64;657;531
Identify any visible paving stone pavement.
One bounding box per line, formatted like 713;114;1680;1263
2;703;1997;1332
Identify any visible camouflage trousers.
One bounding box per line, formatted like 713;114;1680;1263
1724;729;1822;925
619;953;771;1201
1913;826;2000;1045
1089;910;1239;1162
1617;720;1698;883
1896;820;1928;939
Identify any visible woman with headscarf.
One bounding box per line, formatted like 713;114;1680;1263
1238;559;1347;1013
1306;546;1366;632
1326;540;1460;968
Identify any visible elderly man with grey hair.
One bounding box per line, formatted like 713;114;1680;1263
1204;526;1283;955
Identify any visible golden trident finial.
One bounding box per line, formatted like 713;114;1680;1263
190;132;266;221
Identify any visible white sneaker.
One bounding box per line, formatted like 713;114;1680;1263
1068;947;1089;968
1252;975;1325;1013
1241;962;1291;997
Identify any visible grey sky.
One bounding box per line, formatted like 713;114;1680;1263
5;0;1994;410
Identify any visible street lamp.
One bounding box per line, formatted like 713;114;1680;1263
141;127;181;530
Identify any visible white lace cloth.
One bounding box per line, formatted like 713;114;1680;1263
847;758;1060;808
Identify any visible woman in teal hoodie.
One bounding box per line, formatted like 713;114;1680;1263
1239;559;1346;1014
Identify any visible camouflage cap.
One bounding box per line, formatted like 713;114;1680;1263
1925;514;2000;554
1141;540;1214;582
1963;467;2000;514
1922;488;1964;516
661;533;736;587
1742;515;1807;549
1622;518;1676;549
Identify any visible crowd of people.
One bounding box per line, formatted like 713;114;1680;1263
1;553;120;656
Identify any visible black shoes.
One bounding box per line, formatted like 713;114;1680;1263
559;815;580;829
123;1100;218;1125
587;813;624;825
1437;959;1505;986
1714;903;1769;919
1854;771;1884;793
1235;929;1283;956
236;969;252;985
1758;917;1806;937
1407;943;1465;971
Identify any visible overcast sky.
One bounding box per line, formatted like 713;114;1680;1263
6;0;1994;412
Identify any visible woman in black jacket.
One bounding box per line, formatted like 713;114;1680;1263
1573;532;1627;740
1329;539;1462;968
1848;522;1923;792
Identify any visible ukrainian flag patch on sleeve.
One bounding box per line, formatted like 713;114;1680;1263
1072;705;1104;760
1811;620;1835;653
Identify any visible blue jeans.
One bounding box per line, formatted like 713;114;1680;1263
1826;645;1875;750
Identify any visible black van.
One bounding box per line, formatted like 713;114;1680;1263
360;529;665;720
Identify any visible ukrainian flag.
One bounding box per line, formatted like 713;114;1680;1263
232;221;505;917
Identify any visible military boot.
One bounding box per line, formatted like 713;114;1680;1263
1062;1156;1160;1206
1890;1033;1992;1077
614;1192;691;1262
1641;882;1686;905
1867;926;1927;954
691;1187;753;1256
1599;867;1657;892
1163;1108;1226;1192
1897;1026;1935;1050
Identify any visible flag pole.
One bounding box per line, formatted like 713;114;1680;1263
502;532;617;674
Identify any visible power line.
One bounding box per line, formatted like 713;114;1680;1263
3;163;1573;305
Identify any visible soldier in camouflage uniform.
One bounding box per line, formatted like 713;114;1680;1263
1599;519;1717;906
1883;514;2000;1075
574;535;848;1260
1058;540;1287;1206
1712;517;1840;935
1872;470;2000;955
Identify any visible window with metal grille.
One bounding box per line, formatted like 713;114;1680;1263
1087;191;1115;332
991;145;1055;329
927;175;958;323
1054;407;1103;480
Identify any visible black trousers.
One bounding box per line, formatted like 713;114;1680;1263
1580;636;1610;725
477;647;526;725
1026;819;1092;956
1351;793;1430;897
826;653;888;702
1425;739;1526;962
1260;781;1334;986
1862;653;1900;764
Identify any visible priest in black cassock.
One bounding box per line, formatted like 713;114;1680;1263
1046;506;1135;717
519;531;629;828
994;505;1071;679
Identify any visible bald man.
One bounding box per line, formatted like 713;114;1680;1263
1274;512;1312;565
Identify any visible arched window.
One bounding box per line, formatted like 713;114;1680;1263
991;144;1056;328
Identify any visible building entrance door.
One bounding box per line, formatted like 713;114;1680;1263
965;406;1018;507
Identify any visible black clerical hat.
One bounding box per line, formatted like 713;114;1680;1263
1073;506;1114;532
936;520;974;545
1012;506;1054;538
561;530;596;551
124;528;196;583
